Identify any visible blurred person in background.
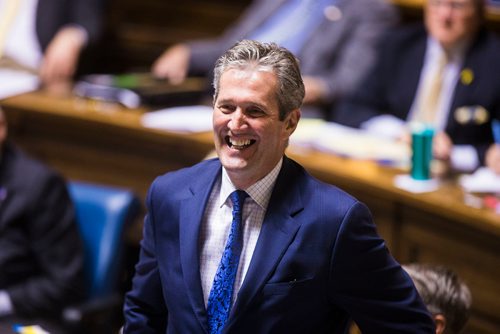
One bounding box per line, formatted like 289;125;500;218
152;0;398;118
0;0;106;86
404;263;472;334
333;0;500;173
0;108;84;333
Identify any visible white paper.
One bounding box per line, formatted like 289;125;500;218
394;174;440;193
141;105;213;133
291;119;411;166
459;167;500;193
0;69;39;100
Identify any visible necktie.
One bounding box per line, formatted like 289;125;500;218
414;51;449;125
206;190;248;334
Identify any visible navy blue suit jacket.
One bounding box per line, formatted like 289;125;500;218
124;157;434;333
333;24;500;164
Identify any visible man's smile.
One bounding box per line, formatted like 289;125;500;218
225;136;256;150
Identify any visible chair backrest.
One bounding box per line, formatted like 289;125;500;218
68;182;140;300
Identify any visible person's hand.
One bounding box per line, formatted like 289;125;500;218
39;26;87;85
432;131;453;161
431;131;453;177
151;44;190;84
302;76;327;104
486;144;500;174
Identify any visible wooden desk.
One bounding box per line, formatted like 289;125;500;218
1;91;499;334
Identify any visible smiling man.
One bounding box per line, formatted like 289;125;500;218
123;40;434;334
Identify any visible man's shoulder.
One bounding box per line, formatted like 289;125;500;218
152;158;220;189
284;157;359;207
3;143;60;183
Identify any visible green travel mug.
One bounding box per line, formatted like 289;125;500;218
411;125;434;180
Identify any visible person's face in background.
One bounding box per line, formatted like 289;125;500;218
425;0;482;50
213;68;299;188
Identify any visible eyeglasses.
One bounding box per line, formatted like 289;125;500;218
428;0;473;11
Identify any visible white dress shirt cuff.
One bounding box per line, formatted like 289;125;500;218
451;145;479;172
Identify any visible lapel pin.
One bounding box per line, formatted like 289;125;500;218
460;68;474;85
473;105;489;124
454;106;472;124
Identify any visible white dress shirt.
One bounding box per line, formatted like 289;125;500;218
199;158;283;307
0;0;43;70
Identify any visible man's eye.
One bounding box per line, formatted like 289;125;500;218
218;105;235;113
247;108;265;117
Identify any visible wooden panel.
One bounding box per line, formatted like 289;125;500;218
399;208;500;334
100;0;252;71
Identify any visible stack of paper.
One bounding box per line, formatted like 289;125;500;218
291;119;410;166
141;105;213;133
459;167;500;193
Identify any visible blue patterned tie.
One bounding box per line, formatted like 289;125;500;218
207;190;248;334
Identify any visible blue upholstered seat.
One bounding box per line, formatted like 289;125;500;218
65;181;140;333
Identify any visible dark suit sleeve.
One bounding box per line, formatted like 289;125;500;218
70;0;106;44
123;181;168;333
328;202;435;333
312;0;398;105
186;0;269;76
330;30;398;126
7;172;84;317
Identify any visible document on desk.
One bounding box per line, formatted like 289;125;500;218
141;105;213;133
291;119;411;166
0;69;39;100
459;167;500;193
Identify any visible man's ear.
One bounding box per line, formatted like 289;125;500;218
285;109;301;134
434;314;447;334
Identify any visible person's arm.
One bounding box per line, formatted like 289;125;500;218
317;0;398;106
328;202;435;333
39;0;105;84
151;44;191;84
39;25;87;83
123;182;168;333
6;172;84;316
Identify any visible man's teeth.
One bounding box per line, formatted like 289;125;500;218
230;138;251;147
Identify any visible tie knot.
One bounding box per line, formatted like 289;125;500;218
230;190;248;211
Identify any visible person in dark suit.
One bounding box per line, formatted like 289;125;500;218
124;40;434;334
333;0;500;172
0;108;84;332
151;0;397;117
0;0;106;85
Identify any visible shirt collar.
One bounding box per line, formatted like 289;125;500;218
427;36;468;64
219;158;283;210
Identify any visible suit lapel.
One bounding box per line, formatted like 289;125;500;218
226;157;304;327
179;159;221;332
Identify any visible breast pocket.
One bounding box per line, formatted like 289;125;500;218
262;277;315;296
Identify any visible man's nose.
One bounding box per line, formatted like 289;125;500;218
228;109;247;130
